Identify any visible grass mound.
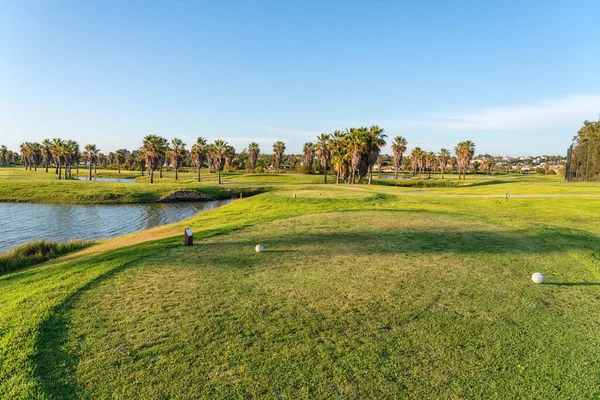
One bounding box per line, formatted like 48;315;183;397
0;239;93;275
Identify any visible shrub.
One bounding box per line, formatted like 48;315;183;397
0;239;93;275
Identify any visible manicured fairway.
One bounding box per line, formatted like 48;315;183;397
2;189;600;399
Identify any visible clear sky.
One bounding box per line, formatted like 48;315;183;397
1;0;599;156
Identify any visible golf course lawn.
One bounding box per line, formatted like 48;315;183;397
1;174;600;398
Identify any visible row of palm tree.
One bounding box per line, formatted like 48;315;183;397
11;132;479;183
0;145;19;164
300;126;387;184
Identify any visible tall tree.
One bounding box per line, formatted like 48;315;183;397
142;135;167;184
169;138;186;180
83;144;99;180
438;148;451;179
315;133;331;184
191;137;208;182
115;149;127;175
364;125;387;185
272;141;286;174
391;136;407;179
1;145;7;164
454;140;476;180
302;142;315;174
248;142;260;173
208;139;230;184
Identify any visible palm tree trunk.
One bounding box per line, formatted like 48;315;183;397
150;169;154;184
197;167;201;182
175;165;178;180
45;162;49;173
335;171;340;184
218;170;221;184
89;164;92;180
368;166;373;185
159;166;163;179
323;167;327;184
57;164;62;180
118;163;121;174
94;164;97;174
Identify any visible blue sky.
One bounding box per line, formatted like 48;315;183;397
1;0;599;156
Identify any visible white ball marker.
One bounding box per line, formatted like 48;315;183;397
531;272;544;284
255;244;264;253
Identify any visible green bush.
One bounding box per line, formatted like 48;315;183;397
0;239;93;275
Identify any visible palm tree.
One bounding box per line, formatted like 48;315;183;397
391;136;407;179
0;145;6;164
454;140;476;180
438;148;451;179
410;147;423;177
482;157;495;175
115;149;127;175
425;151;436;178
142;134;167;183
248;142;260;173
169;138;186;180
302;142;314;174
83;144;99;180
363;125;387;185
315;133;331;184
472;160;481;175
273;141;286;174
41;139;53;173
50;138;66;179
191;137;208;182
135;149;146;176
208;139;229;184
346;128;366;184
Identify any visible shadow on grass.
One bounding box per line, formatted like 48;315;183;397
545;282;600;286
32;241;174;399
188;227;600;257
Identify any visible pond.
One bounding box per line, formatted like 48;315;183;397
76;177;136;183
0;200;232;253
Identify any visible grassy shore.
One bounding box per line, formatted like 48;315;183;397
1;182;600;398
0;167;264;203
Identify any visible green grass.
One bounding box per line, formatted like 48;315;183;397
0;240;93;275
0;166;264;204
2;190;600;398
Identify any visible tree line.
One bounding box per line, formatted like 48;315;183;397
4;128;483;184
566;119;600;181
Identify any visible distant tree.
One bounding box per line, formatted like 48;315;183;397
482;157;495;175
391;136;407;179
115;149;128;175
273;141;286;174
302;142;315;174
248;142;260;173
315;133;331;184
191;137;208;182
425;151;436;178
438;148;451;179
169;138;186;180
83;144;99;180
454;140;476;180
142;135;167;183
472;160;481;175
1;145;7;164
208;139;230;184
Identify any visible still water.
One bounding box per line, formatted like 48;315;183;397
0;200;232;253
76;177;136;183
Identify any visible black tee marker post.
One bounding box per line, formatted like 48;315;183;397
184;228;193;246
